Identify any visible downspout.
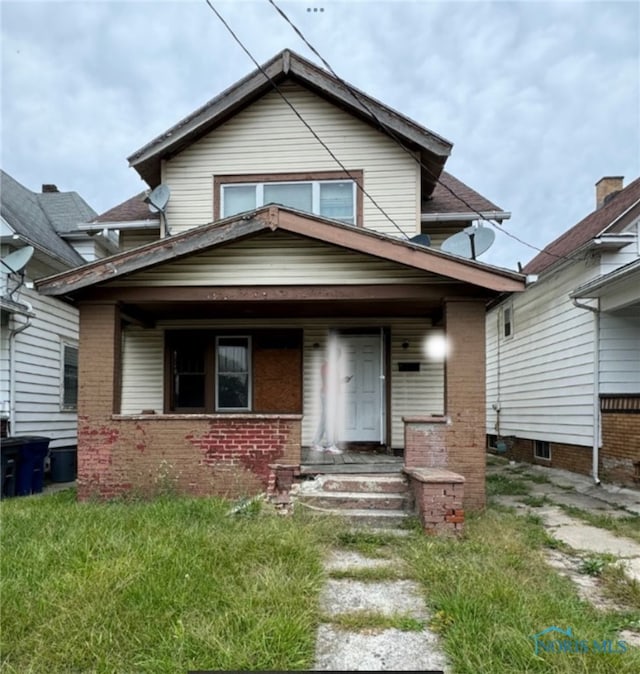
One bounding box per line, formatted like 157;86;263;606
8;303;33;437
572;297;601;485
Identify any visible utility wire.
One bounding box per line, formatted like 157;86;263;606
202;0;412;240
267;0;581;267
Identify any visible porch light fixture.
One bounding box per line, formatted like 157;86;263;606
402;340;410;350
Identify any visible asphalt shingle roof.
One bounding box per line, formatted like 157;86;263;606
0;170;92;268
421;172;504;216
524;176;640;275
92;192;160;224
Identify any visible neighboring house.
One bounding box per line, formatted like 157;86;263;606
0;170;117;451
487;176;640;487
36;49;526;509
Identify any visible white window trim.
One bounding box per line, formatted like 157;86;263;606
534;440;551;461
221;179;356;224
502;303;514;340
215;335;252;412
60;340;78;412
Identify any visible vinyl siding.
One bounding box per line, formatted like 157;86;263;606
486;260;600;446
119;230;161;251
162;82;420;238
599;313;640;394
3;285;79;448
108;231;439;287
119;318;444;448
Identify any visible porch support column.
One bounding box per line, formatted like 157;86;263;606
444;299;487;509
77;302;122;499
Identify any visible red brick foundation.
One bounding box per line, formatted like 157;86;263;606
405;467;465;536
77;414;302;500
601;409;640;487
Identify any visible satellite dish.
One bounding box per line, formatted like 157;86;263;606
409;233;431;247
440;224;495;260
0;246;34;274
145;184;170;213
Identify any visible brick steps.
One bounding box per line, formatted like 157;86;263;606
296;473;413;529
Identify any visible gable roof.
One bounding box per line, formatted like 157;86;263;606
36;205;525;299
524;176;640;275
127;49;453;198
0;170;91;268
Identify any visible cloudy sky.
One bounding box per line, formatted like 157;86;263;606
1;0;638;269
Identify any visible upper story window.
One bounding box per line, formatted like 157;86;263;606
214;171;364;227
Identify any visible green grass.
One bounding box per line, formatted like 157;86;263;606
328;565;409;582
0;489;342;673
400;509;640;673
486;473;531;496
322;610;426;632
558;504;640;544
3;489;639;674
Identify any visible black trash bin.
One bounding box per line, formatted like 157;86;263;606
1;438;22;499
15;436;50;496
50;447;77;483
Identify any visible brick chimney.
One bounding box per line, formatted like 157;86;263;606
42;184;59;193
595;176;623;209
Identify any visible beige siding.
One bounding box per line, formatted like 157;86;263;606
108;231;439;286
119;318;444;449
120;327;164;415
162;82;420;238
389;320;445;446
119;230;161;251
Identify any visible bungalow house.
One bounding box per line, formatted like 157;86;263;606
0;170;117;457
486;176;640;487
36;49;526;511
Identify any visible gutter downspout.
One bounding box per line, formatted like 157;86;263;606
572;297;601;485
8;303;33;437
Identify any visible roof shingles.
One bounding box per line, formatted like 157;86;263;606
524;177;640;275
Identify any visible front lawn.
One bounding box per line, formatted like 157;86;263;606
2;488;639;673
0;490;339;673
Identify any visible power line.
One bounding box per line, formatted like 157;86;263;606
266;0;581;267
202;0;412;240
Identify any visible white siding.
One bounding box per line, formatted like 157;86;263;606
162;82;420;238
599;313;640;394
119;318;444;449
109;231;438;287
3;285;79;448
486;261;601;446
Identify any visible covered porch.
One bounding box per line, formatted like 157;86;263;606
35;205;526;509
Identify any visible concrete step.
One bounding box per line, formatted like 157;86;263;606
299;502;412;528
317;474;409;494
299;491;408;511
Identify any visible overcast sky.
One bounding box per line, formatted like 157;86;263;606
1;0;638;269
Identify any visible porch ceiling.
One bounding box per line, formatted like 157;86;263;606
120;298;444;322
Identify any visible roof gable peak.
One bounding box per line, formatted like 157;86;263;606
127;49;452;194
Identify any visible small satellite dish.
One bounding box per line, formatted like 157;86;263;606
145;184;170;213
0;246;34;274
409;233;431;247
440;224;495;259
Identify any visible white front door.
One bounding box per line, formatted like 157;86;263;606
339;334;383;443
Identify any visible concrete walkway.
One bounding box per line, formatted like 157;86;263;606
487;459;640;583
313;539;451;672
